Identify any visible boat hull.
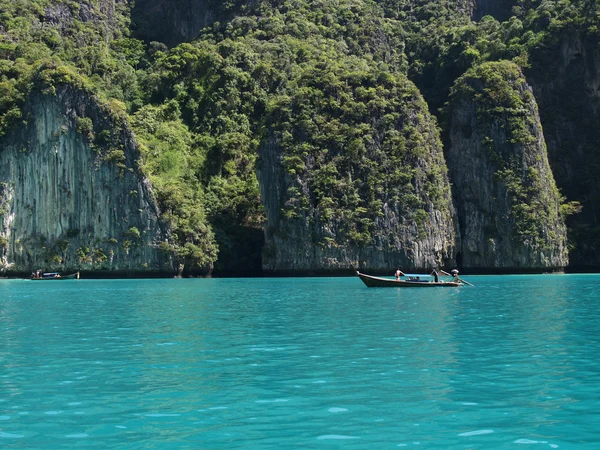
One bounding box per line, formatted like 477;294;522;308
30;272;80;280
357;271;460;288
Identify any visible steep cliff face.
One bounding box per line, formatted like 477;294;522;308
471;0;517;22
0;86;173;274
131;0;258;45
258;78;458;274
42;0;118;38
132;0;212;45
446;61;568;271
526;30;600;269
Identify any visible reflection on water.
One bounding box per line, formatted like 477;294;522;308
0;275;599;448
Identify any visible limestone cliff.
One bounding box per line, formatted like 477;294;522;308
131;0;257;45
526;30;600;269
258;78;458;274
446;61;568;271
0;86;174;275
44;0;116;30
470;0;517;22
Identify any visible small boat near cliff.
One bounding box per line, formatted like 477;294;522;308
30;271;80;280
356;270;461;288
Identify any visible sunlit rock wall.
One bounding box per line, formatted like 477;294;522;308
258;84;458;275
0;86;173;275
446;61;568;272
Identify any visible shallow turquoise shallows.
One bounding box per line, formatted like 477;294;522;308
1;275;600;449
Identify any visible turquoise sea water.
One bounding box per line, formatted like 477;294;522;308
0;274;599;449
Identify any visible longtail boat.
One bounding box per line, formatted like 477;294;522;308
356;270;461;288
30;272;80;280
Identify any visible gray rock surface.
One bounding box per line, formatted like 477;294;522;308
0;87;173;275
446;62;568;271
526;31;600;268
258;88;458;274
132;0;218;45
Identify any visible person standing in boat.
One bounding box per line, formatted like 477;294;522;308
430;269;439;283
451;269;460;282
395;269;404;281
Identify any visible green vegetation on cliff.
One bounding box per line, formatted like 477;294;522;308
141;2;452;260
449;61;563;247
1;0;599;272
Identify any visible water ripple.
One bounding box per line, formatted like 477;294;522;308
0;276;599;448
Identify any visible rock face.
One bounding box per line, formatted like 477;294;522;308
0;86;174;275
131;0;257;45
43;0;117;33
258;81;458;275
132;0;213;45
446;61;568;271
526;31;600;269
471;0;517;22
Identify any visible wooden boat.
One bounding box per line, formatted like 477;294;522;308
356;270;461;288
30;272;80;280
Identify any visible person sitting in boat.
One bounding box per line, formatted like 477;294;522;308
451;269;460;282
395;269;404;281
